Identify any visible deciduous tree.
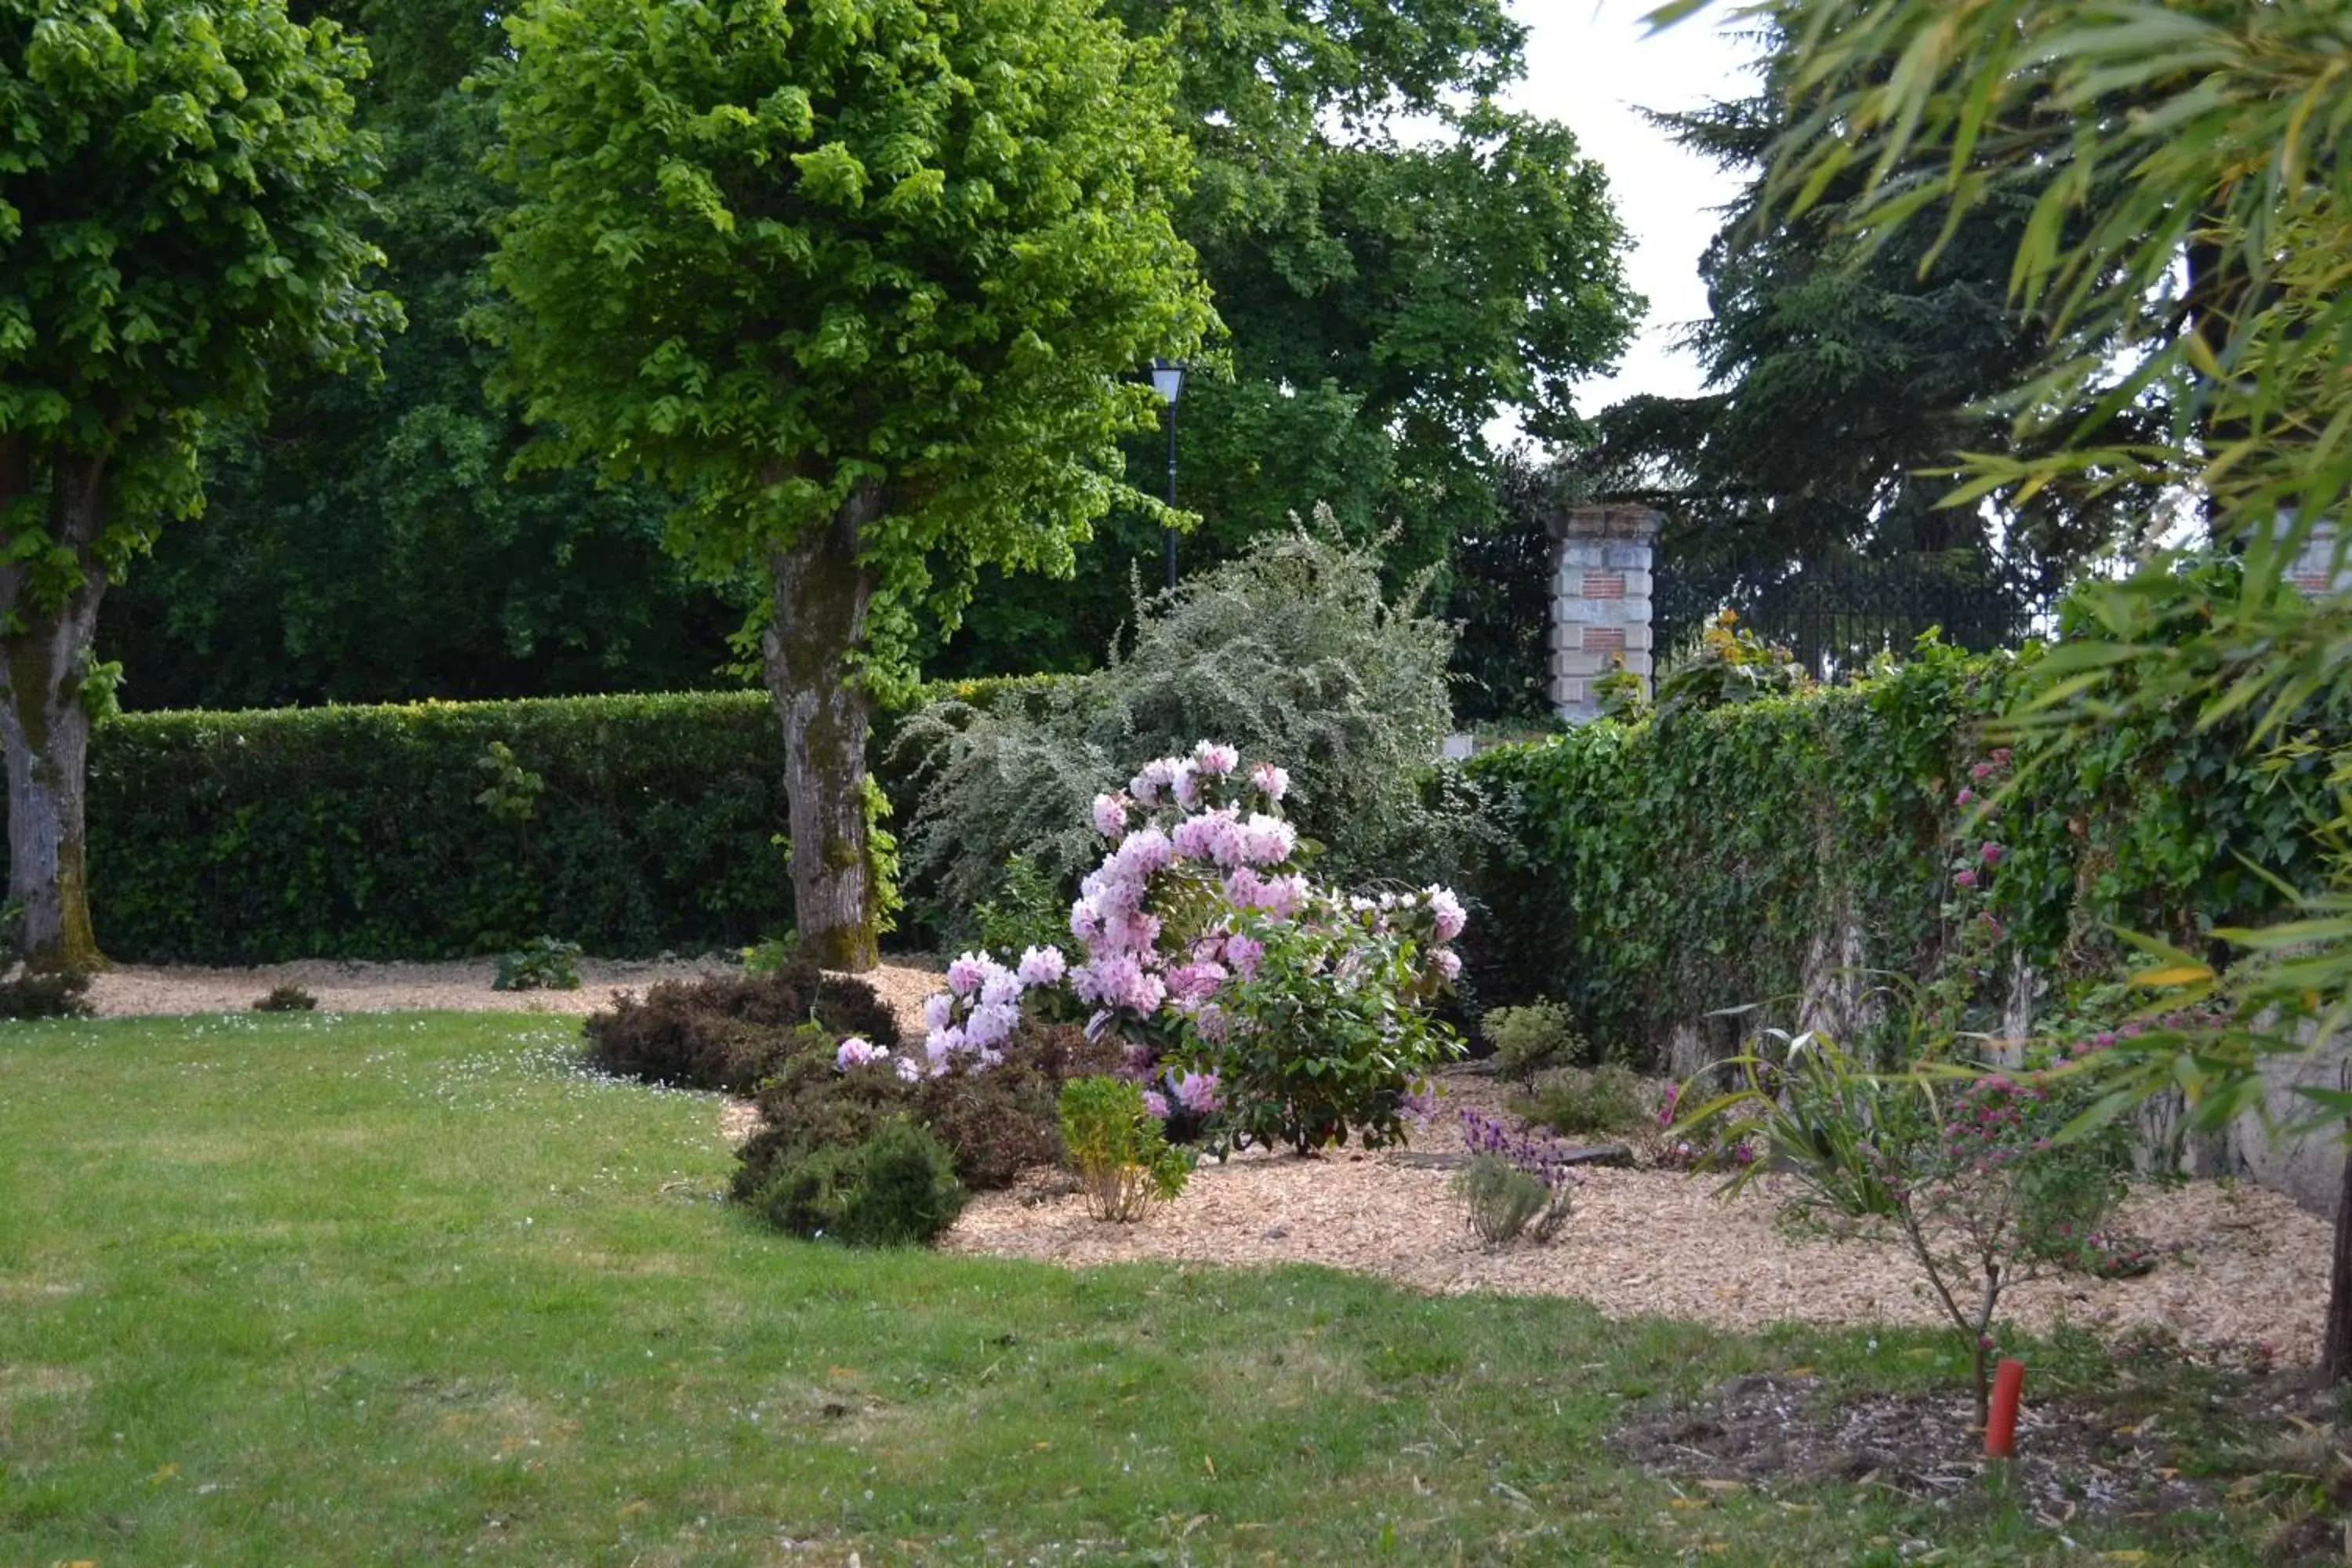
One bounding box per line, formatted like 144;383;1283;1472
0;0;394;967
484;0;1211;969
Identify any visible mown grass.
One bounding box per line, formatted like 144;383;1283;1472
0;1011;2297;1565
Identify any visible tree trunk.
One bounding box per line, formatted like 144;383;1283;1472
2323;1123;2352;1383
762;479;883;973
0;448;108;972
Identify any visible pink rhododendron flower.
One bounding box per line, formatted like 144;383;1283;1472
1240;813;1297;867
1130;757;1178;804
924;993;955;1032
965;1001;1020;1050
1174;1070;1222;1114
1171;760;1203;809
1224;933;1265;978
1092;793;1131;840
979;964;1022;1008
1167;960;1228;1004
1193;1002;1231;1042
1017;945;1067;987
1425;886;1467;942
946;953;987;996
1433;948;1462;982
835;1036;884;1070
1172;808;1243;866
1142;1090;1172;1121
1113;826;1174;880
895;1057;922;1083
1222;865;1264;906
1251;874;1308;919
1192;741;1240;776
1250;761;1289;802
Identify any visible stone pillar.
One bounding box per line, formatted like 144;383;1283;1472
1548;504;1661;723
2285;517;2351;595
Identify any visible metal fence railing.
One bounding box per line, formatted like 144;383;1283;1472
1653;554;2058;681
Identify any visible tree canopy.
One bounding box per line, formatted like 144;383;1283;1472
99;0;748;710
936;0;1642;676
0;0;394;965
484;0;1211;964
1581;42;2169;662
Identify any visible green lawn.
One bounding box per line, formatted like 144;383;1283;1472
0;1012;2296;1565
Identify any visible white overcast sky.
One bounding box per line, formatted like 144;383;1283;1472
1504;0;1763;418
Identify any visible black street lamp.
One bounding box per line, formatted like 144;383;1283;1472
1149;357;1186;589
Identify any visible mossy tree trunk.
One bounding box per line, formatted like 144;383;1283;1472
762;478;883;973
0;441;108;973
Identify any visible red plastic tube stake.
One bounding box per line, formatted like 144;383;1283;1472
1984;1358;2027;1457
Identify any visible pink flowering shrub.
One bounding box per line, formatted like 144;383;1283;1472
1067;741;1467;1154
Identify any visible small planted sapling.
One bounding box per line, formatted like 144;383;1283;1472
1678;1023;2135;1427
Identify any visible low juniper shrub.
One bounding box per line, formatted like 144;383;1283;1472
747;1116;967;1247
584;960;898;1094
1479;998;1586;1079
493;936;582;992
252;984;319;1012
1512;1062;1650;1138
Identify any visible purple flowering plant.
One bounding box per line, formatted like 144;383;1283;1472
1454;1110;1578;1244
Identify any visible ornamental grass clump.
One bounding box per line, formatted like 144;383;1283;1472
1452;1110;1576;1244
1058;1076;1193;1222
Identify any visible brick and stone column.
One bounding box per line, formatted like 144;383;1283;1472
1548;504;1661;723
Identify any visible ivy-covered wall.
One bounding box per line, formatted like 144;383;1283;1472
1463;639;2321;1061
53;677;1068;964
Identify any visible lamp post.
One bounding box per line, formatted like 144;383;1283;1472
1149;357;1186;589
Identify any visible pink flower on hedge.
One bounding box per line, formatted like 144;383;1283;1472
1956;787;1975;807
1016;945;1066;988
1970;761;1995;781
1980;841;2004;866
835;1036;884;1070
1192;1002;1232;1042
965;1000;1020;1050
1224;932;1265;978
1954;869;1977;889
1192;740;1240;776
894;1056;922;1083
946;953;988;996
1171;760;1204;809
924;993;955;1033
1991;747;2012;765
1250;761;1290;802
1091;793;1131;840
1142;1090;1172;1121
1432;948;1462;982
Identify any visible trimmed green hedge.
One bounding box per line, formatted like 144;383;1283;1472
1464;638;2321;1058
69;677;1069;964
